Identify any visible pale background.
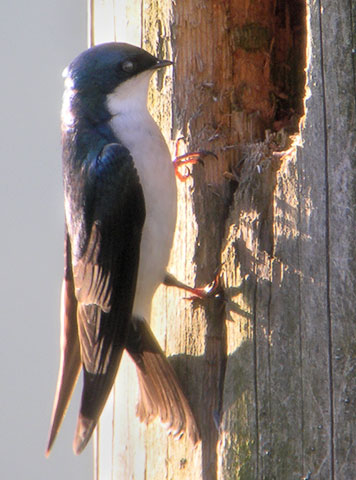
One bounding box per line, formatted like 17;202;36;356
0;1;92;478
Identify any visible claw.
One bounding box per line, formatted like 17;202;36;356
164;271;223;301
173;137;217;182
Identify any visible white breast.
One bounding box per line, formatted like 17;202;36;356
107;72;177;320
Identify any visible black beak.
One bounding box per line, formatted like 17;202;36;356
151;59;173;70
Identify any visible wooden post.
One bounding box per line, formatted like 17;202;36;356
90;0;356;478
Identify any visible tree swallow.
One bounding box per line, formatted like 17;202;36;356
46;42;199;456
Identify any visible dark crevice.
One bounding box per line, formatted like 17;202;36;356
200;293;228;480
296;146;305;475
266;266;273;476
317;0;335;478
252;277;260;478
350;0;356;91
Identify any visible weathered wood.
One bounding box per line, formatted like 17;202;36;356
90;0;356;479
219;138;305;479
296;3;332;477
320;1;356;477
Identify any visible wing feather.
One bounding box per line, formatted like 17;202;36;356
68;142;145;453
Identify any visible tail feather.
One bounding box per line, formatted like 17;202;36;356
72;414;97;455
46;278;81;456
126;317;200;444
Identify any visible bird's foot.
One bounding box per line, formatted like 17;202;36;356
173;137;217;182
163;271;223;301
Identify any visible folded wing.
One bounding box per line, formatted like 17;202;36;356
47;143;145;455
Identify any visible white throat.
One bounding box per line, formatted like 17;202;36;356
106;70;153;117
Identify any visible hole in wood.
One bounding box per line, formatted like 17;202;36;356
230;0;307;135
271;0;307;132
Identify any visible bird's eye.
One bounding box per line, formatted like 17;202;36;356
122;60;135;73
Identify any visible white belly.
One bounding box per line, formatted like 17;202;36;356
109;110;177;320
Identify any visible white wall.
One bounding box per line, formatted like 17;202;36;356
0;1;92;478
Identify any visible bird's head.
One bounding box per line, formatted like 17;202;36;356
62;43;172;125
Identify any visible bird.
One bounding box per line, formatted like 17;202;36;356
46;42;200;456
